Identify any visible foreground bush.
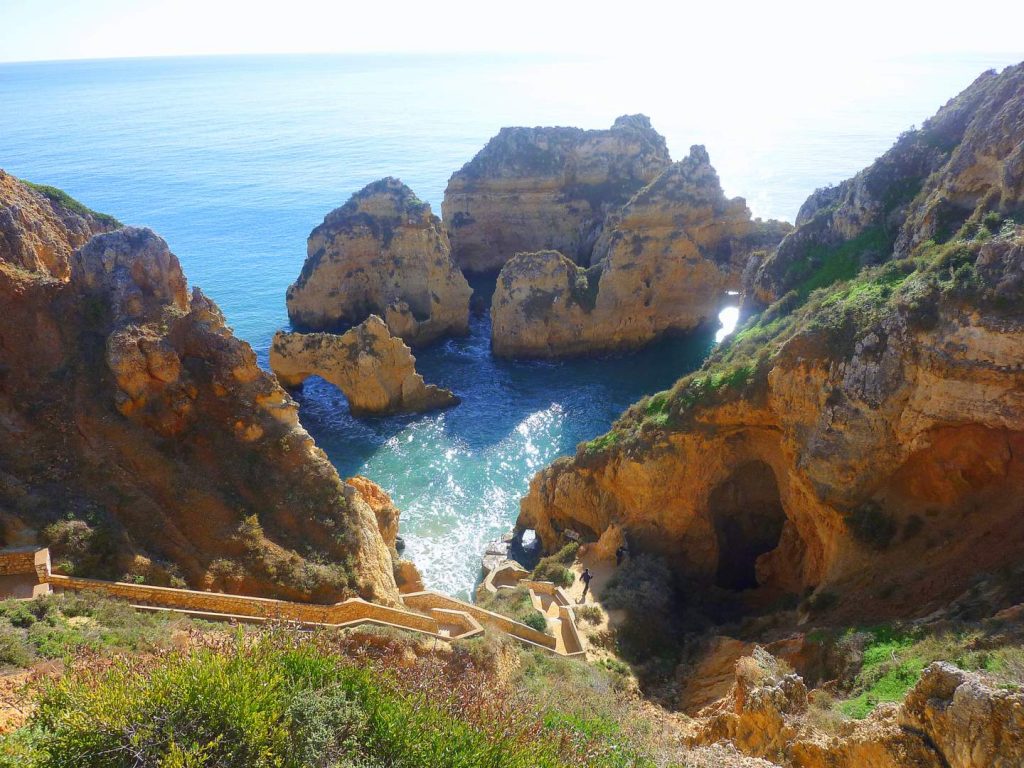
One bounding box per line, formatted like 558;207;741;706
2;635;658;768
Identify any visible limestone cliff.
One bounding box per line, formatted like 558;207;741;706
442;115;672;273
490;148;791;357
286;178;471;346
517;63;1024;619
0;170;119;279
748;63;1024;307
270;316;458;415
0;177;400;605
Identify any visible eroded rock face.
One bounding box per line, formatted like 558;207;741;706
516;64;1024;617
286;178;471;346
490;148;790;357
345;475;425;593
518;278;1024;613
748;62;1024;307
442;115;672;274
270;317;458;415
899;662;1024;768
689;652;1023;768
0;179;400;605
0;170;117;279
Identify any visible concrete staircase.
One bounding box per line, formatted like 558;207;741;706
0;548;587;657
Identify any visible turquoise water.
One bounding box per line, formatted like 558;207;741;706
1;53;1017;595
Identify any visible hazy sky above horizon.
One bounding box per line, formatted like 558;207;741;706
1;0;1022;64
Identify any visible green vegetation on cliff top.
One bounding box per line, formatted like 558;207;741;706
20;179;122;229
582;210;1022;457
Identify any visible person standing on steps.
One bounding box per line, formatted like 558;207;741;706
615;543;629;567
580;567;593;601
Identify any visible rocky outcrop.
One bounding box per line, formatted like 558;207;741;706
270;317;458;415
442;115;672;273
286;178;471;346
490;148;790;357
689;651;1024;768
0;170;118;279
0;176;400;605
344;475;424;593
748;63;1024;307
517;64;1024;619
898;662;1024;767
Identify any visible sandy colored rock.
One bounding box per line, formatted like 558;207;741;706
286;178;471;346
749;62;1024;307
518;290;1024;616
0;170;117;279
442;115;671;274
689;651;1023;768
517;65;1024;619
270;317;458;416
0;179;400;605
345;475;426;594
490;147;790;357
898;662;1024;767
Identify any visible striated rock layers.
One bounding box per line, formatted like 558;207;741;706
748;63;1024;307
442;114;672;274
517;63;1024;619
0;176;401;605
270;316;458;415
490;147;791;357
0;170;118;279
286;178;471;346
689;650;1024;768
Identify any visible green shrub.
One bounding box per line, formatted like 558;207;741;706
532;543;578;588
575;605;603;625
523;612;549;633
477;588;550;635
12;637;653;768
19;180;122;228
0;621;33;668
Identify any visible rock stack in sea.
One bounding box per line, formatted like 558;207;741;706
286;177;472;347
442;114;672;274
489;146;791;357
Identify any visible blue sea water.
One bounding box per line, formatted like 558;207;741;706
1;52;1018;595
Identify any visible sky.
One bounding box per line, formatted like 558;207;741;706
1;0;1022;64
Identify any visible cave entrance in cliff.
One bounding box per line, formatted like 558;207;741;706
709;460;786;591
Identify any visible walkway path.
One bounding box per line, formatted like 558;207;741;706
0;548;587;657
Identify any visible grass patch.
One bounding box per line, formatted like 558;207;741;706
0;593;192;669
833;621;1024;718
20;180;122;229
789;226;892;299
582;431;620;455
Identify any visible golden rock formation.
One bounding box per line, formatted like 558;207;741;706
517;63;1024;618
270;317;458;416
286;178;471;346
688;650;1023;768
490;147;790;357
442;115;672;274
0;177;400;605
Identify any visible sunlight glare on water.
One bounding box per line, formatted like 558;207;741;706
715;306;741;343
